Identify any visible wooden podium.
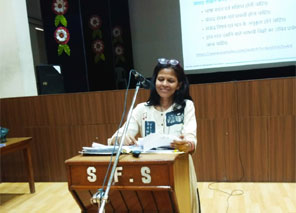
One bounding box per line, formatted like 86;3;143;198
65;152;191;213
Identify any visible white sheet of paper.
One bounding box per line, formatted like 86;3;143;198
137;133;180;152
90;142;139;153
92;142;107;148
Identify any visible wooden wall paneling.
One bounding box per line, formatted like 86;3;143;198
76;124;118;146
192;82;239;181
270;78;295;116
0;89;149;182
46;127;66;181
223;118;244;181
1;96;50;128
92;92;111;124
67;90;125;125
55;125;82;162
137;89;150;103
126;88;150;105
44;94;75;126
194;119;215;181
1;147;26;181
24;96;50;127
1;98;24;127
269;116;296;182
190;82;237;119
195;119;229;181
46;125;90;181
213;119;231;181
60;124;121;180
102;88;150;125
189;84;210;119
0;98;12;127
293;78;296;116
237;79;271;117
1;125;26;138
1;97;29;127
2;125;79;182
94;89;142;125
1;78;295;182
66;92;101;125
18;97;35;126
29;127;54;181
33;95;51;126
48;124;117;181
238;117;269;181
103;90;129;124
68;125;99;151
8;96;47;127
81;89;130;125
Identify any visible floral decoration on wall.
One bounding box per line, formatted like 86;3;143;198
52;0;70;56
54;26;70;56
89;15;102;39
112;26;125;64
114;45;124;61
89;15;105;63
92;39;105;62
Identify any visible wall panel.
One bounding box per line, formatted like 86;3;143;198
195;118;242;181
237;79;271;117
238;117;269;181
293;78;296;116
0;77;295;182
269;116;296;181
269;78;295;116
195;119;227;181
223;118;244;181
191;82;237;119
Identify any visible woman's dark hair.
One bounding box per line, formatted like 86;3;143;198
146;60;192;111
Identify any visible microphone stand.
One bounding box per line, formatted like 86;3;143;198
98;82;141;213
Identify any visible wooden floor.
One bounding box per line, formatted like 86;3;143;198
0;182;295;213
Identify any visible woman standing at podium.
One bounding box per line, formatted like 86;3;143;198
108;58;200;212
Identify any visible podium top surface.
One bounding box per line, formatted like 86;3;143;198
65;152;185;165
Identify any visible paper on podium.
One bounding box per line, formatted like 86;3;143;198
81;145;118;155
81;134;179;155
137;133;179;152
81;142;139;155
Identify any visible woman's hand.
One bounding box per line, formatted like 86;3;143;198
123;135;137;145
110;135;137;146
171;135;194;153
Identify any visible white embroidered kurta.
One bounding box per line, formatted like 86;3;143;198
108;99;199;212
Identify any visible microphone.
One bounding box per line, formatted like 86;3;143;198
131;69;151;89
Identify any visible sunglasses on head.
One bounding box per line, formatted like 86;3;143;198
158;58;179;66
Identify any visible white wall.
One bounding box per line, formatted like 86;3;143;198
0;0;37;98
128;0;183;78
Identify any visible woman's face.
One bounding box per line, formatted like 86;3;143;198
155;68;181;101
